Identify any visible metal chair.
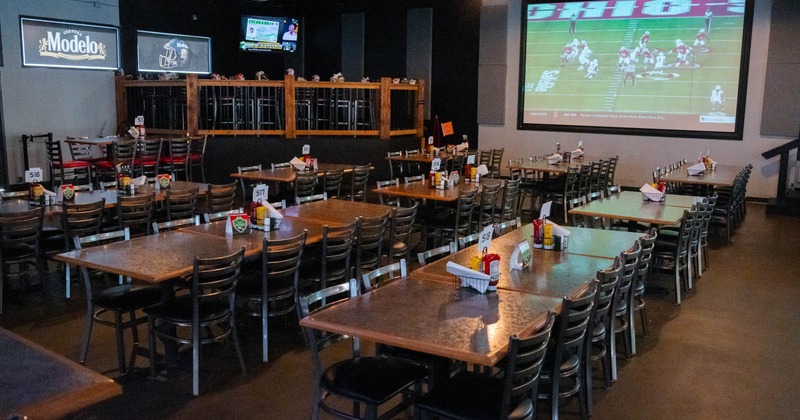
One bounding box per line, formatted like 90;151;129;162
237;231;306;363
385;203;418;264
322;168;344;199
46;138;91;186
165;187;199;221
237;164;263;202
159;137;191;181
204;182;237;215
134;138;163;181
151;215;200;234
375;179;400;206
299;278;427;420
354;211;390;282
56;199;106;299
116;193;155;237
417;243;456;267
614;240;642;361
94;139;137;187
187;135;208;182
361;259;407;292
589;256;622;391
344;164;371;202
74;227;162;375
146;247;247;396
294;171;319;203
0;208;47;315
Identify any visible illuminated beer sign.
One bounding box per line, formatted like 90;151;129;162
20;17;120;70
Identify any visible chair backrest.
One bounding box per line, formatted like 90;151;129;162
136;138;163;178
0;207;43;253
68;142;94;161
593;256;623;338
403;175;424;184
204;210;233;224
498;312;555;419
458;231;481;250
355;210;389;278
605;156;619;188
417;243;456;267
348;164;371;202
166;187;199;221
577;163;592;196
497;177;521;221
112;139;138;173
637;228;658;280
589;160;603;194
375;179;400;206
489;148;504;178
116;193;155;236
271;162;291;169
62;199;106;251
294;171;319;200
386;202;418;263
189;135;207;158
322;169;344;198
548;281;598;380
494;217;521;237
567;196;586;227
152;215;200;233
478;150;492;167
45;138;65;165
452;189;478;243
73;227;131;298
262;230;307;315
449;155;466;174
296;192;327;205
475;182;501;228
237;164;263;201
616;240;642;318
387;151;404;179
319;219;360;288
167;137;191;160
191;247;245;315
362;259;407;292
404;149;420;157
206;182;237;214
299;278;360;373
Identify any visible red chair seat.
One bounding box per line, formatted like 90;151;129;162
53;160;90;169
188;153;203;161
134;158;159;165
93;160;114;169
160;157;187;164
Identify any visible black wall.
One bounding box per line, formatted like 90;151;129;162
120;0;481;157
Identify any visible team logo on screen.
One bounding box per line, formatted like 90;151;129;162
37;29;107;61
159;38;192;70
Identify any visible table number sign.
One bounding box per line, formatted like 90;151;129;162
509;240;532;270
477;224;494;254
25;168;43;183
431;158;442;171
226;212;250;235
252;184;269;204
539;201;552;220
302;144;310;155
467;155;476;165
156;174;171;190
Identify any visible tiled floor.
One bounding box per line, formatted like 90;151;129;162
2;202;799;419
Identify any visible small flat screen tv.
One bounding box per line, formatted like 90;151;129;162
518;0;754;140
137;30;211;74
240;15;299;53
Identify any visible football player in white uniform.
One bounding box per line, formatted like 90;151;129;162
710;85;725;111
585;59;599;79
578;46;592;71
653;51;666;74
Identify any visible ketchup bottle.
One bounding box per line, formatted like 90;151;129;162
482;253;501;291
533;218;544;249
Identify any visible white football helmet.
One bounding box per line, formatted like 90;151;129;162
159;39;192;70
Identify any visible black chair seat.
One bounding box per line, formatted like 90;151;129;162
299;259;348;282
616;299;628;314
145;295;230;324
593;322;606;340
416;370;534;420
0;244;37;261
237;276;294;300
654;240;678;252
93;285;162;311
321;356;428;405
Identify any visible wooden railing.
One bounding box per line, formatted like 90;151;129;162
115;75;424;139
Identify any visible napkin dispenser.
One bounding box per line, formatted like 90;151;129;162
446;261;492;294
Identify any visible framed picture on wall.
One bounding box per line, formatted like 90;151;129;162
20;16;120;70
517;0;754;140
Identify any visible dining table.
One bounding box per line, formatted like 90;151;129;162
178;216;327;250
280;199;394;225
568;191;693;231
298;275;561;367
412;223;621;299
230;163;362;184
371;178;503;203
658;163;742;188
0;327;121;419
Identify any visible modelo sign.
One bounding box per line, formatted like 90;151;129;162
20;17;120;70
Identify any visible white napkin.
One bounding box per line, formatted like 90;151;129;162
290;157;306;171
545;220;571;237
640;183;665;201
43;188;57;197
476;164;489;176
263;201;283;219
687;162;706;176
547;153;563;164
446;261;491;293
455;142;470;152
570;148;584;158
131;176;147;186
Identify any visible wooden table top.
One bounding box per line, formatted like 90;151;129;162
299;276;561;366
413;224;615;298
280;200;393;225
179;217;327;252
53;231;244;283
385;151;465;163
659;163;742;187
569;193;688;226
371;178;504;203
230;163;359;183
64;135;186;146
0;327;121;419
506;156;601;174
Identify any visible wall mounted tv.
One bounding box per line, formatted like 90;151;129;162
239;15;299;52
137;30;211;74
517;0;754;140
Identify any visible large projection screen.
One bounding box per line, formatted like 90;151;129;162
517;0;754;140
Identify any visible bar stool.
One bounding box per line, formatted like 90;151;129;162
354;91;375;130
295;88;315;130
256;97;282;130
